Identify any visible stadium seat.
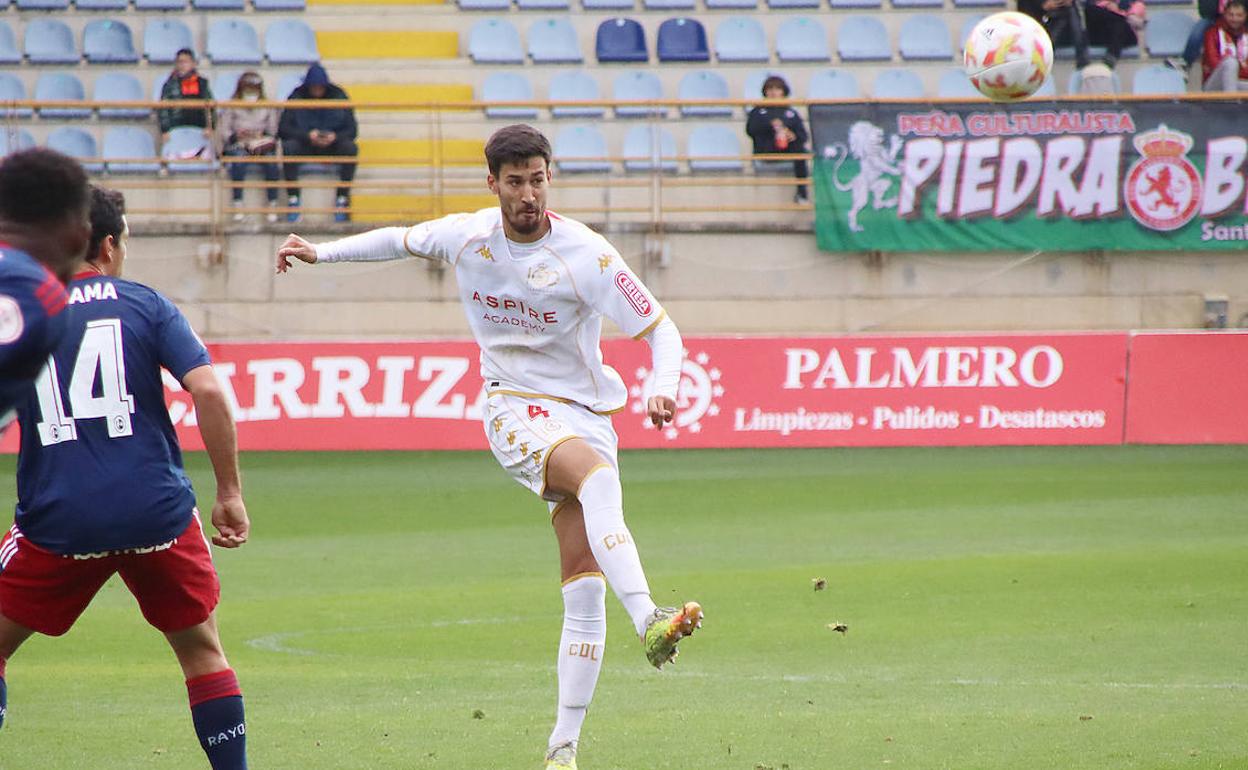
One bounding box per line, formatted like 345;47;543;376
1034;76;1057;97
1067;67;1120;94
776;17;830;63
553;125;612;173
518;0;571;9
0;130;37;157
136;0;188;8
144;19;194;64
623;125;678;173
276;72;303;99
937;68;986;98
837;16;891;61
872;68;925;98
1145;12;1196;57
207;19;263;64
893;0;942;7
808;68;860;99
0;75;32;119
657;18;710;63
613;70;666;118
16;0;69;9
254;0;307;9
265;19;320;64
213;69;245;100
549;70;604;118
596;18;648;63
768;0;819;8
687;125;744;173
959;15;986;52
644;0;694;8
469;19;524;64
35;73;90;119
715;17;768;63
194;0;246;9
953;0;1004;6
743;68;788;103
830;0;880;7
83;19;139;64
1132;64;1187;95
584;0;634;7
459;0;510;9
900;15;952;60
0;23;19;65
163;127;217;173
103;127;161;174
706;0;757;7
481;72;539;119
46;127;103;173
95;73;149;119
678;70;732;117
25;19;79;64
528;18;582;63
77;0;129;10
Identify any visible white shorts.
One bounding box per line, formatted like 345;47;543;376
483;393;619;507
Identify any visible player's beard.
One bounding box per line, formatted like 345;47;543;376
508;204;544;236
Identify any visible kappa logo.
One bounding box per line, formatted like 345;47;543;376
1124;125;1202;232
475;244;495;262
630;349;724;441
614;272;653;317
0;295;24;345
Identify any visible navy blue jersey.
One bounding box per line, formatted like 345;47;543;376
0;246;69;419
13;273;211;555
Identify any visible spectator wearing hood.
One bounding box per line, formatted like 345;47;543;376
158;48;214;141
278;64;358;223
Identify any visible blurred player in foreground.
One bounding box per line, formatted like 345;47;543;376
0;187;251;769
276;124;703;770
0;149;92;423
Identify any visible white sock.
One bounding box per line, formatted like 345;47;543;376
548;574;607;751
578;466;657;636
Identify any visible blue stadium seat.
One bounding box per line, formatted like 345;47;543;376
1148;0;1193;5
706;0;756;7
460;0;510;9
103;127;161;174
613;70;666;118
0;75;32;119
0;23;20;65
1145;12;1196;57
194;0;246;9
953;0;1003;6
83;19;139;63
837;16;891;62
25;19;79;64
830;0;880;7
584;0;633;7
265;19;320;64
47;127;103;174
0;130;38;157
16;0;69;10
528;18;582;63
163;127;217;173
35;73;90;119
213;69;245;100
899;15;952;61
1067;68;1121;94
136;0;188;8
553;125;612;173
893;0;941;7
1132;64;1187;95
144;19;194;64
678;70;732;117
776;17;830;63
95;73;149;119
277;72;303;99
207;19;263;64
549;70;604;118
469;19;524;64
743;69;788;102
622;125;678;173
254;0;307;9
937;68;986;98
596;18;648;63
715;17;768;63
518;0;571;9
808;68;860;99
644;0;694;8
687;125;744;173
768;0;819;8
77;0;129;10
872;68;925;98
481;72;539;119
1033;76;1057;97
959;16;986;53
657;18;709;62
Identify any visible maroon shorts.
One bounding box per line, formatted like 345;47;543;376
0;513;219;636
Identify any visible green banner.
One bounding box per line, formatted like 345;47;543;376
810;100;1248;252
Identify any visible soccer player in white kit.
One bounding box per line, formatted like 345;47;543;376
275;125;703;770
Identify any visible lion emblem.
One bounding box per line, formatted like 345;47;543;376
826;122;904;233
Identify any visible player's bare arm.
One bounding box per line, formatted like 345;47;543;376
275;233;317;273
184;364;249;548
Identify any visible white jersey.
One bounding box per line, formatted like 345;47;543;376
320;208;668;414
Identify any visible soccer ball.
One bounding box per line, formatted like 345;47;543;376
963;12;1054;101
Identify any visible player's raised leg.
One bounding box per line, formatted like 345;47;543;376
166;614;247;770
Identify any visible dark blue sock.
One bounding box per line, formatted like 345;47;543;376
187;669;247;769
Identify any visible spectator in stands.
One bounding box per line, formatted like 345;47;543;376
1202;0;1248;90
1085;0;1145;70
278;63;358;223
218;72;280;223
1018;0;1142;92
1019;0;1093;71
158;48;213;142
745;76;809;204
1176;0;1228;77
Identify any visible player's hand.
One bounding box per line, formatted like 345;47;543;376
211;495;249;548
647;395;676;428
276;233;317;273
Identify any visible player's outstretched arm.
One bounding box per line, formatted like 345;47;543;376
183;365;249;548
643;316;683;428
275;227;430;274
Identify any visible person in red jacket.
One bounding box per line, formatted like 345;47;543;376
1202;0;1248;90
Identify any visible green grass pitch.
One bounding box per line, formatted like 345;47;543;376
1;446;1246;769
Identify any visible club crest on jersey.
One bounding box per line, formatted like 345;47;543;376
614;272;653;317
526;263;559;290
0;295;24;344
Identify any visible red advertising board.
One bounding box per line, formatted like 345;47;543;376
1124;332;1248;445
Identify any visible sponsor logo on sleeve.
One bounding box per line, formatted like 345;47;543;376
614;272;653;317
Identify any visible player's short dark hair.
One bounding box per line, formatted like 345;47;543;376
87;186;126;261
484;124;552;176
0;148;89;227
762;76;790;98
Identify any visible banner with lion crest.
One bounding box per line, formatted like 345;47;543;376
809;99;1248;252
